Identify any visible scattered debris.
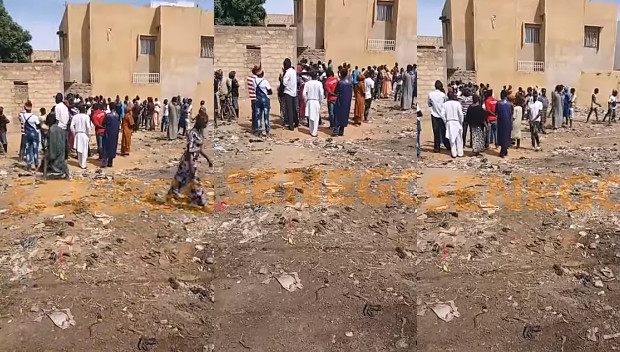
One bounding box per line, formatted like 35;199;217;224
362;304;382;318
48;309;76;329
137;337;157;351
603;332;620;340
523;324;541;339
431;301;460;322
395;338;409;349
276;272;303;292
587;327;599;342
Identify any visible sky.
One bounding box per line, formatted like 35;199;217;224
4;0;214;50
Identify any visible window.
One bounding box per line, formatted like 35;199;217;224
524;24;541;44
139;36;156;56
376;2;393;22
245;45;261;68
200;36;214;58
585;26;601;49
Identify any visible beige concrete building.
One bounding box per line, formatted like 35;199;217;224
59;1;214;113
294;0;417;67
442;0;619;105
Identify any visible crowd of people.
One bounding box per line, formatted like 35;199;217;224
215;58;419;138
418;80;611;159
0;92;212;206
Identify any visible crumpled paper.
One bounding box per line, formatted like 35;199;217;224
276;272;303;292
48;309;76;329
431;301;460;322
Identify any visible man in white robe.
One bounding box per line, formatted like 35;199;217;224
303;71;325;137
70;105;91;169
441;92;465;158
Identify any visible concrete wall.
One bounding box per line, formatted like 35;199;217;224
296;0;324;49
578;71;620;108
323;0;394;67
447;69;477;84
615;21;620;70
0;63;63;123
295;0;416;67
443;0;474;70
445;0;618;93
215;26;297;100
297;48;325;63
417;48;447;115
395;0;417;66
61;2;214;116
31;50;61;63
582;1;618;71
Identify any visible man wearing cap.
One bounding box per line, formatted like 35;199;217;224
248;66;259;132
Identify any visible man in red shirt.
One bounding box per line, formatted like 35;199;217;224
484;89;498;148
91;103;106;159
325;69;338;128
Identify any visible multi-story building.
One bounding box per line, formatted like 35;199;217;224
441;0;618;102
59;1;214;113
294;0;417;68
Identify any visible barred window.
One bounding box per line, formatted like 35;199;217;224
524;24;541;44
376;2;393;22
200;36;214;58
139;36;156;56
585;26;601;49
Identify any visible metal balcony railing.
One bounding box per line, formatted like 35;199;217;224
132;72;160;84
517;61;545;72
367;39;396;52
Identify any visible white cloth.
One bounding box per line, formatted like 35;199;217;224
77;151;88;169
254;77;272;95
528;100;543;122
309;118;319;137
441;100;464;157
155;101;162;115
55;102;70;130
70;113;91;156
20;113;39;131
428;90;447;118
364;78;375;99
512;106;522;140
303;80;324;125
163;103;169;117
283;67;297;97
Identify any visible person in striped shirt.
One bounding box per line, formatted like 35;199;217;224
248;65;259;132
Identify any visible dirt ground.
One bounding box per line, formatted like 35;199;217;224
416;109;620;352
3;94;618;351
0;96;416;352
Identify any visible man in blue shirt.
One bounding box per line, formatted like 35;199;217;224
352;66;359;86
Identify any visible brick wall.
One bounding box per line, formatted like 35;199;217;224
416;48;447;115
448;69;477;85
215;26;297;99
297;48;326;64
31;50;61;63
0;63;63;127
64;82;93;97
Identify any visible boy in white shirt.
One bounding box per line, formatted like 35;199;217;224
364;71;375;122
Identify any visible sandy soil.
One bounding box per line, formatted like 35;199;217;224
416;108;620;352
0;96;416;351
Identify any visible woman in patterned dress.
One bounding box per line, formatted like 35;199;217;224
168;113;213;206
